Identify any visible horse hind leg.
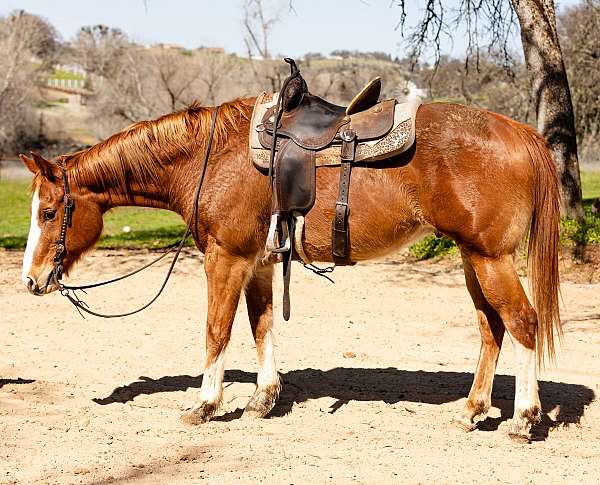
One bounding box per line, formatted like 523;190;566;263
453;252;505;431
466;252;541;442
243;264;281;419
182;238;255;425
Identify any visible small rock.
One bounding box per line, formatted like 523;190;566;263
343;351;356;359
73;467;90;475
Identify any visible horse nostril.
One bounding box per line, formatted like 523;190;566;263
26;277;41;294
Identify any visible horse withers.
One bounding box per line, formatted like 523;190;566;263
19;97;560;442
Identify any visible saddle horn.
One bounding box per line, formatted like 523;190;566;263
280;58;307;113
284;57;299;75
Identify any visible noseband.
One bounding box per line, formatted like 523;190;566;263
51;106;220;318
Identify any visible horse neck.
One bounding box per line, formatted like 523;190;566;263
76;157;188;213
96;180;172;212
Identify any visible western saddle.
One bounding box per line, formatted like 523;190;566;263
250;58;419;320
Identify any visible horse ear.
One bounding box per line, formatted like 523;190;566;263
18;154;38;174
27;152;58;182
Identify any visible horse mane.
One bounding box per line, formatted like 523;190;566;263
57;98;252;195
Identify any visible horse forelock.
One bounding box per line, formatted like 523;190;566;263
59;98;252;195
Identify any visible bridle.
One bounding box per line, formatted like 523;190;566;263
50;106;220;318
52;158;74;285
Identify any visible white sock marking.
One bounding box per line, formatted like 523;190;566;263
22;189;41;284
199;351;225;403
257;330;278;388
510;335;539;413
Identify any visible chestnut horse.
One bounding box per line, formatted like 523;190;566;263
19;97;560;442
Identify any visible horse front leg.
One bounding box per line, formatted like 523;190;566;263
243;263;281;419
182;238;255;425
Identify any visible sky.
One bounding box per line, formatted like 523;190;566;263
0;0;582;60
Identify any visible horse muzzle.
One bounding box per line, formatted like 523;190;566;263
25;271;59;296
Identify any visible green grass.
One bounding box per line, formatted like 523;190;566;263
50;69;85;81
3;171;600;253
0;180;186;250
559;171;600;249
581;171;600;200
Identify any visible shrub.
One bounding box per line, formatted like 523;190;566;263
409;235;457;260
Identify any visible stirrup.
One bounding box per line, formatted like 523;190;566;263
266;214;291;253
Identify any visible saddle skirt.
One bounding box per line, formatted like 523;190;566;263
250;91;420;171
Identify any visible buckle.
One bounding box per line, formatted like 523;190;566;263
340;128;356;142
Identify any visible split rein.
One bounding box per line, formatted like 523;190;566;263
52;107;220;318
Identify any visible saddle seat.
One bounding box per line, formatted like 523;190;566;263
257;88;394;151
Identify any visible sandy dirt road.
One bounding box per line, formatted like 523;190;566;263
1;249;599;484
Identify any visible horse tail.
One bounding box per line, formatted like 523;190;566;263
521;126;562;365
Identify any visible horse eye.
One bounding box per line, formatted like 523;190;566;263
42;210;56;222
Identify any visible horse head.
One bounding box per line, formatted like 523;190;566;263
19;152;104;295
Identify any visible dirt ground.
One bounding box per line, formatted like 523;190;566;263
1;248;599;484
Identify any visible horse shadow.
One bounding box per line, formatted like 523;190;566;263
0;378;35;389
93;367;595;441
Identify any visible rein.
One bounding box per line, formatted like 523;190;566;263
53;106;220;318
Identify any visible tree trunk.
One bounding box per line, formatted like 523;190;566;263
511;0;583;218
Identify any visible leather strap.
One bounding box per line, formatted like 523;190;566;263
332;128;356;265
282;216;295;321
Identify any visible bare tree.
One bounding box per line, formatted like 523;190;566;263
153;49;202;111
559;0;600;166
395;0;583;218
74;25;207;136
241;0;291;93
242;0;283;59
0;10;58;155
419;53;533;123
71;25;128;79
197;51;235;105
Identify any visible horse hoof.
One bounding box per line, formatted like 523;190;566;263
452;414;477;433
241;408;264;420
508;407;539;443
508;418;533;443
242;386;279;419
508;431;531;444
180;401;218;425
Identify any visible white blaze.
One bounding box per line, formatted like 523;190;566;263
22;189;41;284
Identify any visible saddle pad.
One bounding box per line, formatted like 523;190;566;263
250;92;420;171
